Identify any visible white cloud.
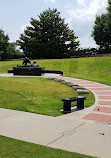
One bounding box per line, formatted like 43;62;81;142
66;0;108;48
79;33;98;48
50;0;55;3
68;0;107;26
43;0;56;3
20;23;31;33
77;0;86;7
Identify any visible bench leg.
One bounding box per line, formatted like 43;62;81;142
77;99;84;109
63;101;71;113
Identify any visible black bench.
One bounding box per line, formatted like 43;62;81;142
62;96;86;113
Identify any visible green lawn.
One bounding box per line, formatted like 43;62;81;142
0;135;95;158
1;56;111;85
0;58;100;157
0;77;94;116
36;56;111;86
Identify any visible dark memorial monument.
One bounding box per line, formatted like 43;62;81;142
8;57;63;76
10;57;44;76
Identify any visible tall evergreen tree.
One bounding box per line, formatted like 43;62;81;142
17;8;79;59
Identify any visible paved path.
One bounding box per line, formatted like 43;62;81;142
0;74;111;158
53;76;111;124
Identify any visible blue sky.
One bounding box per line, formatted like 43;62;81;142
0;0;108;48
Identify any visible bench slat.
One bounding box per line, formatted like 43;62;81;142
62;97;78;102
62;96;86;102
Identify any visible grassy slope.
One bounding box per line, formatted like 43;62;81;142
0;77;94;116
37;57;111;86
0;135;95;158
1;57;111;85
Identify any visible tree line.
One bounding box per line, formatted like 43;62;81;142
0;0;111;59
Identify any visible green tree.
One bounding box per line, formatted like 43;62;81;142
6;43;25;59
92;0;111;52
107;0;111;36
6;42;16;54
92;14;110;51
17;8;79;59
0;29;9;58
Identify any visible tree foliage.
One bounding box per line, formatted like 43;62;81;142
17;8;79;59
0;29;24;59
92;0;111;52
0;29;9;58
6;42;25;59
6;42;16;54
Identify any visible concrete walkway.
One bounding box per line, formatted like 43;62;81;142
0;74;111;158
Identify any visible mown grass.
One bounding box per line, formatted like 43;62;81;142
1;57;111;85
0;77;94;116
0;135;95;158
36;57;111;86
0;59;97;157
0;60;21;73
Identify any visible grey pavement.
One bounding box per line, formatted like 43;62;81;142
0;73;111;158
